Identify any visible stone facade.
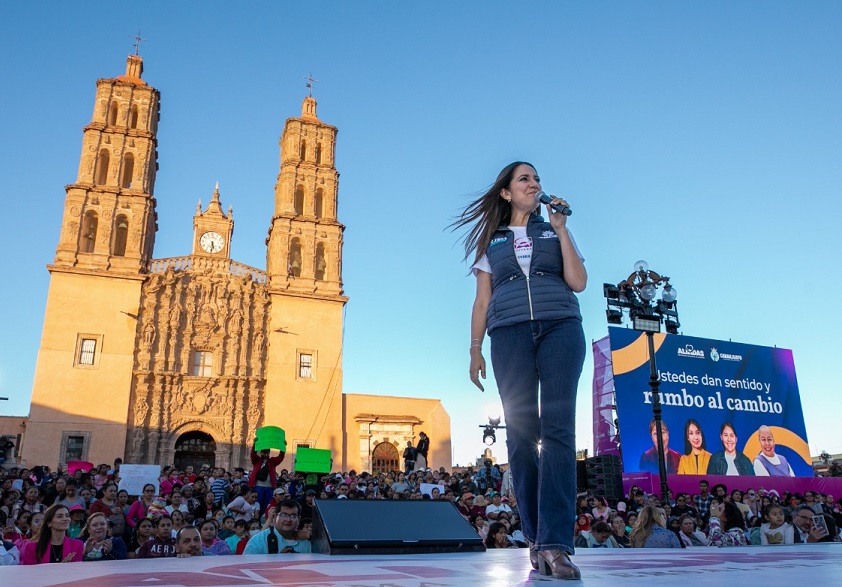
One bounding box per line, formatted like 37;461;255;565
21;55;451;474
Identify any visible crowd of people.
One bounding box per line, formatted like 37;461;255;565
1;451;840;566
574;479;842;549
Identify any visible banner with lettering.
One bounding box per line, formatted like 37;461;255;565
609;327;811;477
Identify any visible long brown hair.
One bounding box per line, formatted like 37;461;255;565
35;504;69;563
629;506;666;548
451;161;538;262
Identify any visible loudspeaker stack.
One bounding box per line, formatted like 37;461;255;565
585;454;623;502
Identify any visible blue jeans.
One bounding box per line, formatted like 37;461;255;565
255;486;273;517
490;318;585;554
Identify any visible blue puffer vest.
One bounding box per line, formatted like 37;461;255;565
485;214;582;334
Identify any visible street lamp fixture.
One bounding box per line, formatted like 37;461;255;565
603;260;679;334
604;261;681;503
480;417;505;446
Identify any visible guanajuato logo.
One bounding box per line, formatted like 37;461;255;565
677;344;705;359
716;348;743;362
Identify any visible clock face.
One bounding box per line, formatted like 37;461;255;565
199;231;225;253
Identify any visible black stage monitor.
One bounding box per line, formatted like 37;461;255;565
312;499;485;555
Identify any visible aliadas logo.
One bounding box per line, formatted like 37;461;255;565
677;344;705;359
710;348;720;362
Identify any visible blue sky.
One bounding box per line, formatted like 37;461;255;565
1;2;840;466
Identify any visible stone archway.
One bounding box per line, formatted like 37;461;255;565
174;431;216;471
371;442;399;474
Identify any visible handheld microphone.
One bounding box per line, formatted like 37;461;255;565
536;191;572;216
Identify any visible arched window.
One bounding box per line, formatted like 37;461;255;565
288;238;302;277
121;153;134;189
113;215;129;256
314;188;324;219
108;101;119;126
315;143;322;165
371;442;399;474
299;140;307;161
129;105;139;129
294;186;305;216
81;211;98;253
95;149;110;185
315;243;326;281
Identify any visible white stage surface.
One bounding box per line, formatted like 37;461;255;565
4;545;841;586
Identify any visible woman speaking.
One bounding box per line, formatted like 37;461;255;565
456;161;586;580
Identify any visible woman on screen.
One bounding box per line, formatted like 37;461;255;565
753;425;795;476
677;419;712;475
706;422;755;476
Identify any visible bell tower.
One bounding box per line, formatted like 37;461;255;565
55;54;160;273
26;55;161;469
263;93;347;459
193;183;234;258
266;95;344;295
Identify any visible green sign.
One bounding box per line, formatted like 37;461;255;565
255;426;287;452
295;447;332;473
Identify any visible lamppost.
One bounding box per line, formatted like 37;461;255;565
603;260;679;503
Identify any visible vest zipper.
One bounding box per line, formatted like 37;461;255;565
526;274;534;320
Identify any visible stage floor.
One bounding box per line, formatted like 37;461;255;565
4;545;841;586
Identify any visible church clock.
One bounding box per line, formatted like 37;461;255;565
199;231;225;253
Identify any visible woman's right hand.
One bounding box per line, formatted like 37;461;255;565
469;349;486;392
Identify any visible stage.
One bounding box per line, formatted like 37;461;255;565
4;545;841;586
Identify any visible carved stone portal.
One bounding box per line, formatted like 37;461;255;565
126;260;268;468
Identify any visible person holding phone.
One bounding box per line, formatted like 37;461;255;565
791;505;829;543
707;501;748;546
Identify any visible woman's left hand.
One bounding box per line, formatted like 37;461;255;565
543;195;570;230
469;349;486;392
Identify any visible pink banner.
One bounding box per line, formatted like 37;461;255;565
66;460;94;475
624;472;842;499
592;336;620;457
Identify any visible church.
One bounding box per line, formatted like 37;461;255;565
18;54;450;474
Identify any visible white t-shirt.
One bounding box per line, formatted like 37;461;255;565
165;504;189;515
486;503;513;517
725;454;738;475
226;496;260;522
472;227;584;275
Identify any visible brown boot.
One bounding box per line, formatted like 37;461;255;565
528;543;539;570
536;549;581;580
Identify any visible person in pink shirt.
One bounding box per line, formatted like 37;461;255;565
126;484;157;528
92;465;111;490
20;504;83;564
